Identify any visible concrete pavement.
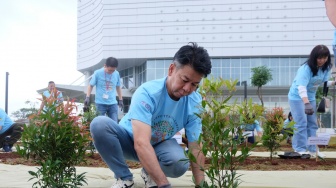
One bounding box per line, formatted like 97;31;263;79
0;152;336;188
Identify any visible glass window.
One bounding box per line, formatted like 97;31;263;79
128;76;134;88
270;58;279;67
222;59;230;67
147;60;155;68
156;69;165;79
231;68;240;80
241;67;250;82
147;69;155;81
251;58;262;67
241;58;250;67
280;58;290;67
139;74;143;85
123;77;128;88
221;68;230;79
156;60;164;69
231;59;240;67
164;59;172;68
261;58;270;66
279;67;290;86
211;68;221;79
269;67;278;86
290;58;302;66
212;59;221;66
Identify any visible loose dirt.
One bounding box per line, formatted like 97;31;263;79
1;144;336;171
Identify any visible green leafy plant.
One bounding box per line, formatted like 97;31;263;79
261;107;293;161
17;91;91;188
190;77;263;188
79;104;98;156
237;99;265;146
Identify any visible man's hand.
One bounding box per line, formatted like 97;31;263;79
84;96;90;106
118;99;124;111
304;103;314;115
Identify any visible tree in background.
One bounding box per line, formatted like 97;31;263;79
11;100;38;123
251;66;273;107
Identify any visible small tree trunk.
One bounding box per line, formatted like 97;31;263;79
257;86;264;107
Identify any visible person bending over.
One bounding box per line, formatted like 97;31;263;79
90;42;212;188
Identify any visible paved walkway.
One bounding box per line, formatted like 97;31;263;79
1;152;336;188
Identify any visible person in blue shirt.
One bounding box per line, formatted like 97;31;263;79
241;119;263;144
288;45;334;159
0;108;24;152
85;57;124;122
38;81;64;114
281;112;294;145
90;42;212;188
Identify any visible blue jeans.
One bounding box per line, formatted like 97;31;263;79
0;123;24;147
289;100;318;153
96;103;118;122
90;116;190;180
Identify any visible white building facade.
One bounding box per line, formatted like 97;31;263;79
77;0;335;127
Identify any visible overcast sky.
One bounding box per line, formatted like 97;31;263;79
0;0;83;116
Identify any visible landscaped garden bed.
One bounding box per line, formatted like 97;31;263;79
1;144;336;171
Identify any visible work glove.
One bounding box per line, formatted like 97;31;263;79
304;103;314;115
118;99;124;111
84;96;90;106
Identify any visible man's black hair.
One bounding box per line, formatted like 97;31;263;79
105;57;118;67
173;42;212;77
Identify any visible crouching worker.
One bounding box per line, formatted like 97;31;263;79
90;42;212;188
0;108;24;152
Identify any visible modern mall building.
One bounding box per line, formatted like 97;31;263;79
49;0;336;128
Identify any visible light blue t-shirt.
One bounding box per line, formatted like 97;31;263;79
288;64;330;101
0;108;14;134
90;68;120;105
42;90;64;111
241;120;262;132
283;119;292;129
119;77;203;145
43;90;63;102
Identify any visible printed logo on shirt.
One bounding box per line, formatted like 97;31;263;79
150;114;180;144
140;101;151;111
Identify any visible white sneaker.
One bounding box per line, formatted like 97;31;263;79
140;168;158;188
309;151;326;159
111;179;134;188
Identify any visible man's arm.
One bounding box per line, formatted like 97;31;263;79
86;85;93;97
326;0;336;27
189;141;205;186
116;86;123;100
132;120;170;186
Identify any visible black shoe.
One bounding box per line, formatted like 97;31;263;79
301;154;311;159
2;144;12;152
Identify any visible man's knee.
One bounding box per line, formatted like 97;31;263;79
90;116;109;134
169;160;190;178
12;123;24;133
161;155;190;178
